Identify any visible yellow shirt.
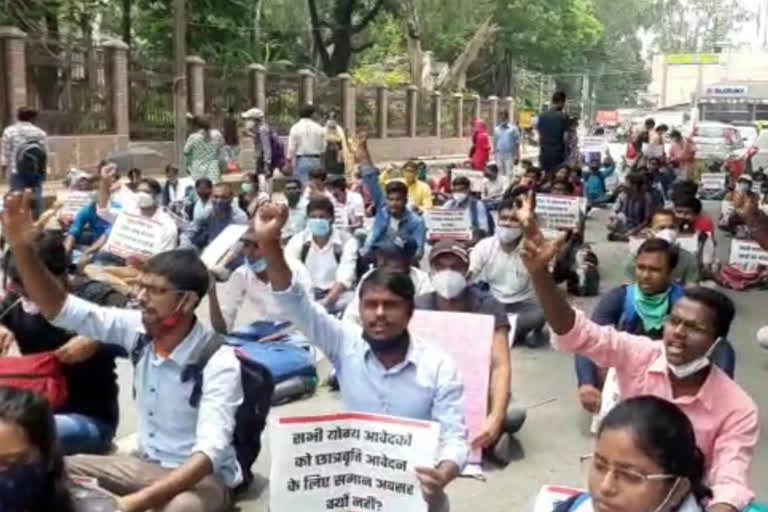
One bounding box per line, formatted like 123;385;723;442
407;180;433;209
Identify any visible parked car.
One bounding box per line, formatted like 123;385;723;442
750;130;768;172
735;124;759;147
691;121;744;161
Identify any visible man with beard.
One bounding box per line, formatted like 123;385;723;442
254;202;468;512
1;192;242;512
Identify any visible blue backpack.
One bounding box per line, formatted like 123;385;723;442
619;283;684;334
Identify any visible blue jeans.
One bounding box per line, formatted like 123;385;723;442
9;173;42;219
295;156;322;185
55;413;114;455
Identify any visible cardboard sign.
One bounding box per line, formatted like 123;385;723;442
409;311;493;465
581;136;606;153
451;168;485;192
729;239;768;266
425;209;472;241
270;412;439;512
699;173;726;191
200;224;249;267
103;212;164;260
535;194;581;230
57;191;93;219
642;143;665;158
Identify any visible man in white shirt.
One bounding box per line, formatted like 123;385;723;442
328;176;365;231
287;104;326;185
280;178;307;243
469;191;548;347
0;107;48;216
285;196;358;314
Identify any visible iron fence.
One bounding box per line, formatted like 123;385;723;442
128;59;175;140
265;72;301;135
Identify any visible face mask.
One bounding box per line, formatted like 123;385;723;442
362;330;410;355
0;462;48;510
212;199;232;215
497;226;523;245
136;191;156;209
20;297;40;315
431;270;467;300
452;192;468;203
308;218;331;238
246;257;267;275
736;182;750;194
241;183;255;194
665;337;721;379
655;228;678;245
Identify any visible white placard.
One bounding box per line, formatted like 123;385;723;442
103;212;164;260
581;136;606;152
425;208;472;240
200;224;249;267
57;190;93;219
270;412;439;512
535;194;581;230
642;143;665;158
451;168;485;192
699;173;726;191
729;239;768;266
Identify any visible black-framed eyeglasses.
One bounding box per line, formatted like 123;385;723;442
581;454;676;487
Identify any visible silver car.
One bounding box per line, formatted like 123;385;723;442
691;121;744;161
751;130;768;172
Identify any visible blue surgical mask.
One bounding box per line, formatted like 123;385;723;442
0;462;49;510
308;218;331;238
245;257;267;274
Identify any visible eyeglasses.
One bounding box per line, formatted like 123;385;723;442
134;282;184;298
581;454;676;488
665;314;712;336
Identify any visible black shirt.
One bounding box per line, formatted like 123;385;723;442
536;109;569;170
414;285;510;331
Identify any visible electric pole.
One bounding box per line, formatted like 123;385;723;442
173;0;187;173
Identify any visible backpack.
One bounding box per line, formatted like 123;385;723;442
469;198;495;236
15;140;47;187
268;128;286;171
0;352;68;410
619;283;684;334
300;239;343;264
130;332;274;494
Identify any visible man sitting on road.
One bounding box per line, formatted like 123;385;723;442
181;182;248;251
442;176;491;243
285;196;358;314
187;177;214;222
2;192;244;512
255;202;468;512
415;240;526;464
469;192;548;347
328;176;365;232
517;190;758;512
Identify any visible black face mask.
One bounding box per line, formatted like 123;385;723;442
362;330;410;355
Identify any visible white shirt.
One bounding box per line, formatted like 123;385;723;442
287;118;327;159
285;229;358;291
342;267;433;326
482;177;506;198
469;235;534;304
218;257;312;331
334;191;365;229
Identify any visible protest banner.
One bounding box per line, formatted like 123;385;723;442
425;209;472;241
699;173;726;191
451;168;485;192
270;412;439;512
729;239;768;266
409;310;493;465
642;143;665;158
581;136;606;153
103;213;164;260
535;194;582;230
57;190;93;220
201;224;249;267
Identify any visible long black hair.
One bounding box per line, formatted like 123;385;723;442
0;386;75;512
599;396;712;505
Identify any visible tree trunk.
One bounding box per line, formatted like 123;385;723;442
439;17;498;91
122;0;132;46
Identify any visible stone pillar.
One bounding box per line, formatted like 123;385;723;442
488;96;499;128
298;69;314;107
0;27;27;127
431;91;441;137
249;63;266;112
376;85;388;139
406;85;418;138
338;73;355;136
504;96;515;123
473;94;482;121
186;56;206;116
102;39;129;136
453;93;464;138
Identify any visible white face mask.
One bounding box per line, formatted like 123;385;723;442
664;337;721;379
431;270;467;300
20;297;40;315
452;192;468;203
655;228;678;246
136;191;156;209
497;226;523;245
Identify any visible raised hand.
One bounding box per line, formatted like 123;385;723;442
252;202;288;242
520;230;567;274
100;162;118;184
2;190;39;248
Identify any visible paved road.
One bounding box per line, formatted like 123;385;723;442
111;203;768;511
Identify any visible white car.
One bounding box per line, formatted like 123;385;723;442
691;121;744;161
750;130;768;172
736;124;758;147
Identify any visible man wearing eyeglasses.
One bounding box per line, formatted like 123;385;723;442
1;191;242;512
515;191;758;512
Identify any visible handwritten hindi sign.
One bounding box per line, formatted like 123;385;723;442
729;239;768;266
425;209;472;241
700;173;726;191
409;310;493;465
642;143;665;158
451;168;485;192
103;212;164;260
270;412;439;512
57;191;92;219
581;136;606;153
535;194;582;230
200;224;249;267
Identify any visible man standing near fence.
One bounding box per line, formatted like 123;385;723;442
493;111;520;180
1;107;48;218
287;104;326;185
242;108;273;178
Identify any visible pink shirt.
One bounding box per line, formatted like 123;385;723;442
557;310;758;510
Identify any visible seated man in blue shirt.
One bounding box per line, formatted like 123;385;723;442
63;200;113;260
2;192;244;512
255;202;468;512
442;176;491;243
181;182;248;251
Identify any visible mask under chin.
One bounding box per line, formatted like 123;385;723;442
362;330;410;354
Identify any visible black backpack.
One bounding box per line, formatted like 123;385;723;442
130;332;274;493
15;140;47;187
299;239;343;264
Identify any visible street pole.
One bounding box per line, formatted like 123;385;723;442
173;0;187;174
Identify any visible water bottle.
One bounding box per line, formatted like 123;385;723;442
272;375;317;405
